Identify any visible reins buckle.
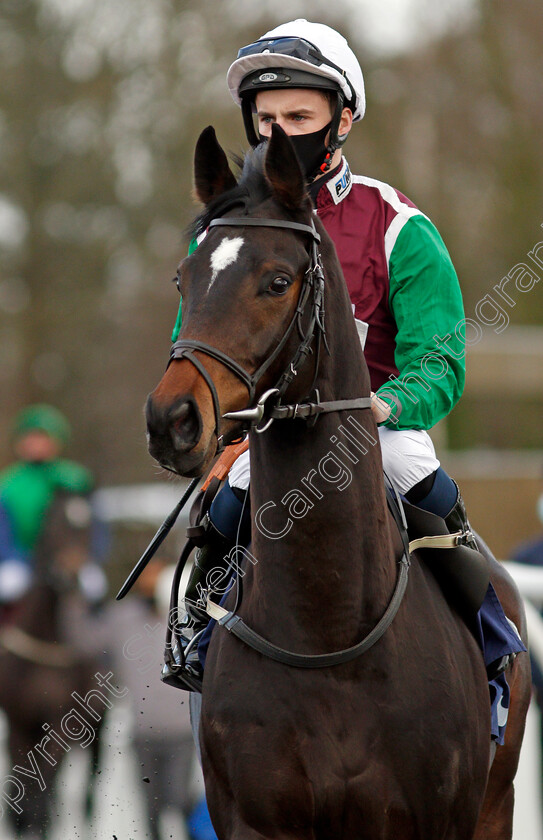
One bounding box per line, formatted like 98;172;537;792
222;388;280;433
455;530;474;547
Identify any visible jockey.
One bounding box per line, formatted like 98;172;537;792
0;404;107;605
173;20;525;735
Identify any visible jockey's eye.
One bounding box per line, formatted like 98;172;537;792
268;276;291;296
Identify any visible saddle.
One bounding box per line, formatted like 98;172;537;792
384;476;489;637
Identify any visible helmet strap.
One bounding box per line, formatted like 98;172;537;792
241;98;260;148
317;93;346;177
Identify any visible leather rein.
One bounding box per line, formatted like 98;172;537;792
203;478;411;669
169;215;372;442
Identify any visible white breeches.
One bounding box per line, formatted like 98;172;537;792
227;428;440;496
377;428;440;494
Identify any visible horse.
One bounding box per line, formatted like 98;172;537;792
146;124;531;839
0;491;104;839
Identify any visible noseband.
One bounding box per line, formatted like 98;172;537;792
170;215;371;447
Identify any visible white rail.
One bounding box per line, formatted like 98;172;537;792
500;561;543;839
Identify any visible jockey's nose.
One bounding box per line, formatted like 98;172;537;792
146;394;202;463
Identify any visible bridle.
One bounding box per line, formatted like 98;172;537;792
169;214;371;448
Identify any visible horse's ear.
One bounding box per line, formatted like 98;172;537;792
194;126;237;205
265;123;307;210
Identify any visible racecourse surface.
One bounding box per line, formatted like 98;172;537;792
0;702;201;840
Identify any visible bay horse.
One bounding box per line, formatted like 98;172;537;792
0;491;104;839
146;124;531;839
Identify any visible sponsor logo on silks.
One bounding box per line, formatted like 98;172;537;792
259;72;278;83
326;160;353;204
335;164;352;198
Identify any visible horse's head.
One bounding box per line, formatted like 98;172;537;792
34;491;94;586
146;124;330;477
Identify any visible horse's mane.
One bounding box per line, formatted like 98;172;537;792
189;144;274;240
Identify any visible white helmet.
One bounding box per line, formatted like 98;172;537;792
227;19;366;123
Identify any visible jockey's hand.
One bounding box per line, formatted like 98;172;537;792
370;391;391;424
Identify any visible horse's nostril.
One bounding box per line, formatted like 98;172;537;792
173;402;191;424
171;399;201;451
146;394;203;463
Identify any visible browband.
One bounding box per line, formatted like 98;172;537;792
208;217;321;242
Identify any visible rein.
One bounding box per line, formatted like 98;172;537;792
203;480;412;668
170;215;372;441
160;481;412;672
206;554;410;668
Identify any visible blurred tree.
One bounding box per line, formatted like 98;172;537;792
0;0;341;480
0;0;541;479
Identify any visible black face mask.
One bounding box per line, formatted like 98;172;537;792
259;121;332;182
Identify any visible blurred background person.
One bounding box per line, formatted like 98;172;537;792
0;404;107;611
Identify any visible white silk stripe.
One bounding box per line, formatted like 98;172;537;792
351;175;428;272
208;236;244;290
384;211;421;270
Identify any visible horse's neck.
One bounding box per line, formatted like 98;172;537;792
248;283;395;647
15;583;60;641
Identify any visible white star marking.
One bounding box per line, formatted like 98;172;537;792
208;236;244;290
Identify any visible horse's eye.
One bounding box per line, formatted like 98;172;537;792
268;276;290;296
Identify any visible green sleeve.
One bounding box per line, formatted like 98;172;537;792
376;215;466;429
171;237;199;342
